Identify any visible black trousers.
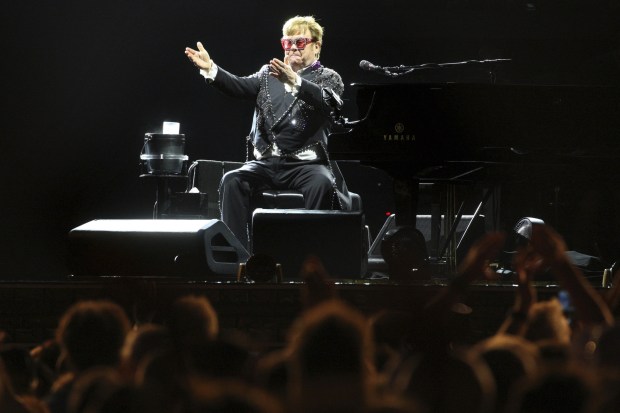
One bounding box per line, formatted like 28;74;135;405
219;157;336;249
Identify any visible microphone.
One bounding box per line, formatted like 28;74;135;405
359;60;390;75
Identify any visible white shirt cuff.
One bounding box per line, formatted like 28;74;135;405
200;63;218;80
284;74;302;95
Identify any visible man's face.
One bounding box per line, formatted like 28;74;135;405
282;29;320;71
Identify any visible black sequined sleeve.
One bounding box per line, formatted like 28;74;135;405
210;65;267;101
297;67;344;115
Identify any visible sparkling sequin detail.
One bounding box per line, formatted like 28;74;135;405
252;62;343;157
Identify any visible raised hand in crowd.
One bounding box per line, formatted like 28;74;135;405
497;239;538;336
425;231;506;315
528;224;613;328
298;256;338;310
458;231;507;282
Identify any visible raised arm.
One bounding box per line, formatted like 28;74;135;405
497;249;537;335
530;224;614;327
425;232;506;315
419;232;506;355
185;41;261;99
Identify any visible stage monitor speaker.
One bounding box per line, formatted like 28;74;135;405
251;209;367;279
68;219;249;279
369;214;485;259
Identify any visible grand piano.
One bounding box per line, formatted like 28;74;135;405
329;82;620;265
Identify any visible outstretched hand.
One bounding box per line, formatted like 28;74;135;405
269;57;297;87
185;41;213;71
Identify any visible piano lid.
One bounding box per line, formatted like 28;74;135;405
329;82;620;169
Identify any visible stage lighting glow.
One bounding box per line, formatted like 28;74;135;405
163;121;180;134
72;219;219;233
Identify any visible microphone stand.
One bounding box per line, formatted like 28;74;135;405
378;58;512;82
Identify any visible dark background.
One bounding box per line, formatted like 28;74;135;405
2;0;620;279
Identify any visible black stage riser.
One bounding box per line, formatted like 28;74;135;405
252;209;367;279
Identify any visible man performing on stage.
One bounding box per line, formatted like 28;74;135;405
185;15;352;248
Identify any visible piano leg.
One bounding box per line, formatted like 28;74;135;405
445;184;458;273
393;177;419;227
430;190;442;258
429;182;493;276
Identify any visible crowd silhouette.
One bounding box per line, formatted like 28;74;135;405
1;224;619;413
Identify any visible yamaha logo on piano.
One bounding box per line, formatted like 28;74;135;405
383;122;415;142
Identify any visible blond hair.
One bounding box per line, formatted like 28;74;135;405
282;15;324;44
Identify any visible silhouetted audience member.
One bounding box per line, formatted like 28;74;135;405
399;352;496;413
66;367;145;413
591;323;620;413
1;346;37;396
119;323;170;382
190;330;255;382
472;334;540;413
535;339;574;370
368;310;416;381
30;340;62;399
47;300;131;413
521;225;613;329
1;358;46;413
505;366;600;413
55;301;131;373
163;294;221;383
595;323;620;371
187;378;283;413
254;350;289;402
497;239;537;337
523;298;572;345
423;232;507;355
134;350;186;413
166;295;219;354
286;299;375;413
298;256;338;310
497;224;614;373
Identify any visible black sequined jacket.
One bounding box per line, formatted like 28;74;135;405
209;63;344;158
